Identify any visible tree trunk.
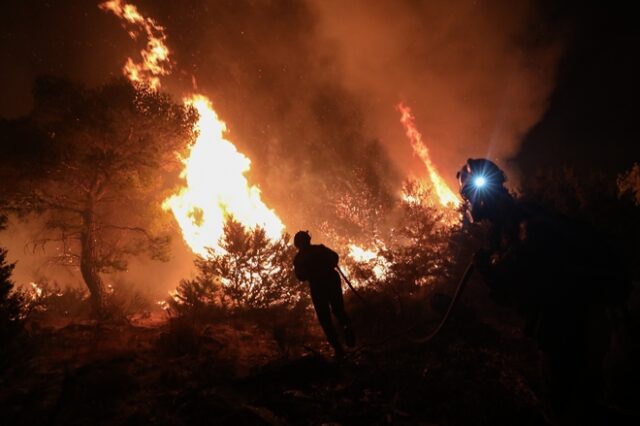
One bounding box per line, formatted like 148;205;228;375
80;202;106;316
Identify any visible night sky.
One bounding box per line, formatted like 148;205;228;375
516;0;640;177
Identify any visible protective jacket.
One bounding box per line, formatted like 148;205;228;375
293;244;339;284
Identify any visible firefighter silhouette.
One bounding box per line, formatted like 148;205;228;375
457;158;634;424
293;231;356;358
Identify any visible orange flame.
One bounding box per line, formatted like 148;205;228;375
102;1;284;256
162;96;284;255
397;103;461;208
100;0;171;89
348;244;389;280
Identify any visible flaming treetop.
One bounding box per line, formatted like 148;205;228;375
397;103;461;208
101;0;284;256
162;96;284;256
100;0;171;89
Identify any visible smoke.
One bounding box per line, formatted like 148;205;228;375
0;214;196;299
308;0;562;183
145;0;561;224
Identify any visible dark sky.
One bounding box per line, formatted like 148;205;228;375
0;0;130;116
516;0;640;177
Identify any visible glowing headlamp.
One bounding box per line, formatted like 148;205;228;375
473;176;487;188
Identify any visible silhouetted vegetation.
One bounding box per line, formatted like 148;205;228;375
23;279;90;320
0;77;197;315
168;219;304;312
0;216;27;371
163;219;314;358
521;167;640;280
619;163;640;206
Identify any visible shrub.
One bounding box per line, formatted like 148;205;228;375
166;277;225;319
194;219;304;310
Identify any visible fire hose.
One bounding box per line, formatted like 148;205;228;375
407;260;475;343
336;266;373;309
336;259;476;349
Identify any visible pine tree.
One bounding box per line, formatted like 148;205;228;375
0;216;24;346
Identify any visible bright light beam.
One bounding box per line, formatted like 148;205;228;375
473;176;487;188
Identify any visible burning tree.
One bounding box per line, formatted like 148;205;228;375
0;77;196;315
384;181;460;288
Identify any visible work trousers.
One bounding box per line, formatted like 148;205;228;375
309;271;350;352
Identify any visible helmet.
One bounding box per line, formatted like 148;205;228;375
456;158;509;221
294;230;311;249
457;158;506;201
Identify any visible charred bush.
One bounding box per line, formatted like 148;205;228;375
20;279;90;321
233;302;314;357
21;278;152;323
103;279;153;320
157;279;227;357
157;315;224;357
166;277;226;320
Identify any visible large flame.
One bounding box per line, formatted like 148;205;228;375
162;96;284;255
102;0;284;256
100;0;171;89
397;103;461;208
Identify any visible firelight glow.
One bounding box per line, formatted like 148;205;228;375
162;96;284;256
348;244;378;262
102;0;284;256
397;103;461;208
348;244;390;280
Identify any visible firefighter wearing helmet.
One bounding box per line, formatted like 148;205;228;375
457;158;510;222
293;231;356;359
456;158;633;424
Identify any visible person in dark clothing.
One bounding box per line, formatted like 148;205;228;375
457;158;635;424
293;231;355;358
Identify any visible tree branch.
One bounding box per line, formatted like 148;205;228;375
99;224;153;239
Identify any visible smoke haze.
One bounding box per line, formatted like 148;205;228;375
0;0;563;293
309;0;562;181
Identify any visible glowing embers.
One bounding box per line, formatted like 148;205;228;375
162;95;284;256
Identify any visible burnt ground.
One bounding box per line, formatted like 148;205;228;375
0;281;555;426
